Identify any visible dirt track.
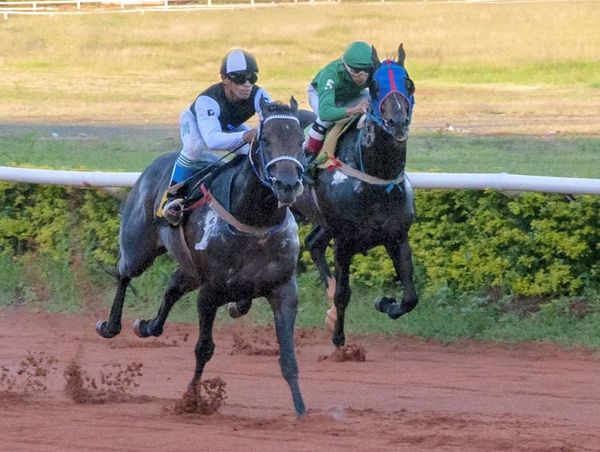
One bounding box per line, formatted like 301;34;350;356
1;310;599;451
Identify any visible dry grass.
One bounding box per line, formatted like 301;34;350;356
1;1;599;133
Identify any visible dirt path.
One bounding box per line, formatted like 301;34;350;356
1;310;599;451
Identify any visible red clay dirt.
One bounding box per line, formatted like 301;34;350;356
1;310;599;452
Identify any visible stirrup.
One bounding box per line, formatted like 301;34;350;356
162;198;185;227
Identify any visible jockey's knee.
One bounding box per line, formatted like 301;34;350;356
181;142;204;162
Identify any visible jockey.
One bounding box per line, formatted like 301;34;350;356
304;41;376;155
157;48;272;226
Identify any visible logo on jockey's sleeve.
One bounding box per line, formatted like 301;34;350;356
325;79;334;90
182;121;190;135
197;108;215;119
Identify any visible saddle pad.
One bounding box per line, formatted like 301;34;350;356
321;115;357;159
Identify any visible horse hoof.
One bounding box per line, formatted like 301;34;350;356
228;302;242;319
96;320;119;339
325;305;337;332
374;297;396;314
133;319;160;338
133;319;145;338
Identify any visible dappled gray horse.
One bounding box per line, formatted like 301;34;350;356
294;45;418;348
96;98;307;416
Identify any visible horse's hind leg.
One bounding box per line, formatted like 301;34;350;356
268;278;306;417
96;222;164;338
376;235;419;319
134;268;199;338
305;225;333;286
96;275;131;338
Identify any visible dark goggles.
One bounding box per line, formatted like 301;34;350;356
343;61;372;77
226;71;258;85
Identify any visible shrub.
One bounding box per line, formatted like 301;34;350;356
1;182;598;300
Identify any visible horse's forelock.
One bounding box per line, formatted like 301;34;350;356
264;101;294;117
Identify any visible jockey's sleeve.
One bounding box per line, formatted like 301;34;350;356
315;67;347;122
194;96;246;151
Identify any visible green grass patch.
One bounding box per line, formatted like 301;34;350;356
416;61;600;87
408;135;600;178
3;133;599;178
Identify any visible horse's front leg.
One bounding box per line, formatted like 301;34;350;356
267;278;306;417
189;287;219;392
376;235;419;319
134;268;199;337
331;244;353;348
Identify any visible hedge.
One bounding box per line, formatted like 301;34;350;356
1;182;598;298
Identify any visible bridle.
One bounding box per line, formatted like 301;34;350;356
249;113;306;191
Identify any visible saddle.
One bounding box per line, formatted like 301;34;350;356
156;154;246;227
320;115;357;162
182;154;246;209
304;115;361;180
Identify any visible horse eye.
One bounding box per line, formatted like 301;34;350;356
405;78;415;96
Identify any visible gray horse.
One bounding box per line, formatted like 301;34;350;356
96;98;307;417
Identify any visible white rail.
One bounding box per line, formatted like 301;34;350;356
0;0;331;18
1;166;599;194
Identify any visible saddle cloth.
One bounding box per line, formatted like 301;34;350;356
320;115;356;160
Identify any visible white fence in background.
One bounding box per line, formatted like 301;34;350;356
0;0;343;18
1;165;599;195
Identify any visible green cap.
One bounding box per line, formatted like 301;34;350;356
342;41;373;69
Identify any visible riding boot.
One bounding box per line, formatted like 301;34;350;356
156;155;197;227
302;121;329;184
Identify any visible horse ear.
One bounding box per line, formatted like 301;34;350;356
369;79;380;103
290;96;298;113
397;43;406;67
259;95;270;115
371;45;381;71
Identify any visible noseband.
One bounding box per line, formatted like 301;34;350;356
249;114;305;189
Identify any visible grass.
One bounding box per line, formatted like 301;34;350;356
2;133;599;178
0;1;599;130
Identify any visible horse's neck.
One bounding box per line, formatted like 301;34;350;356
228;160;286;227
358;132;407;180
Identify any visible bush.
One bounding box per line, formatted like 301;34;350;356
1;182;598;301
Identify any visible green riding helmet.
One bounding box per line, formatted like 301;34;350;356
342;41;374;69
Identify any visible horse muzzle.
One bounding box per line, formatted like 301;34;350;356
272;177;304;207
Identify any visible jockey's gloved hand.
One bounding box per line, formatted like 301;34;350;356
305;152;318;166
312;152;328;167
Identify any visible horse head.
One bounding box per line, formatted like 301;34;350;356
251;97;305;207
367;43;415;143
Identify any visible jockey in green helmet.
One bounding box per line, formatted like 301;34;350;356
304;41;376;155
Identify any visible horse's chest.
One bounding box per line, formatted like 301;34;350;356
192;214;299;294
323;181;407;229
